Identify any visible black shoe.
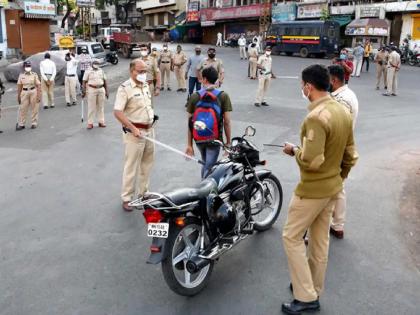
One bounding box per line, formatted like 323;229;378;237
16;124;25;131
182;89;187;92
66;103;71;107
160;87;164;91
72;102;77;106
281;299;320;315
261;102;269;106
383;93;391;96
384;86;387;89
391;93;397;96
31;125;37;129
177;88;181;92
43;106;48;109
167;87;171;91
289;283;293;293
0;130;3;133
254;103;261;107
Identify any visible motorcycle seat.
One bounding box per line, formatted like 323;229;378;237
164;178;218;206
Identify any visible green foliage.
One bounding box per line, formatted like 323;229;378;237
320;7;330;21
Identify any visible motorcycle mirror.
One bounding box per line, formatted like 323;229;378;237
194;121;207;131
245;126;256;137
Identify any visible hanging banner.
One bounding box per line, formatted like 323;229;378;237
23;1;55;15
272;3;296;23
297;3;327;19
201;4;269;21
187;0;200;22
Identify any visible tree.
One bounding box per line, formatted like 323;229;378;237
320;7;330;21
57;0;78;29
96;0;136;24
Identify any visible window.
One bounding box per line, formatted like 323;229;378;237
91;44;104;54
77;45;88;55
101;11;109;18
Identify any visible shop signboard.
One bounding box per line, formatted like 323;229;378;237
23;1;55;15
345;26;388;36
187;0;200;22
296;3;327;19
58;36;75;48
359;6;381;18
201;4;269;21
201;20;215;27
272;3;296;23
76;0;95;7
0;0;9;8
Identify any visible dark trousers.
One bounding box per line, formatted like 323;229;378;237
197;144;220;178
79;70;85;85
362;57;370;72
188;77;201;96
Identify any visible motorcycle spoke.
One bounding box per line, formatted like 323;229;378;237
181;229;196;249
172;251;187;266
183;261;192;285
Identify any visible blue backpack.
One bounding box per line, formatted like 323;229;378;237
192;89;223;143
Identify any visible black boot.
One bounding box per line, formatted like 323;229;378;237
281;299;320;315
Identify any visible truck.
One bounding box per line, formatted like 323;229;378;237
110;30;151;58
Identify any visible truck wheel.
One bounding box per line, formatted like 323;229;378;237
300;47;309;58
122;45;131;58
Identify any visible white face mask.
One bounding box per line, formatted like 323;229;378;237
265;51;271;56
301;84;310;101
140;50;148;57
136;73;147;84
25;67;31;72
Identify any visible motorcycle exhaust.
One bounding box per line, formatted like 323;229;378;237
186;255;210;273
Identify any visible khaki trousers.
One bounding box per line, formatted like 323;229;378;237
376;64;387;89
65;76;77;104
249;57;257;78
239;46;246;59
255;76;271;103
160;63;171;89
121;130;155;202
282;193;338;302
174;66;186;89
41;78;54;107
148;82;155;107
87;87;105;124
386;67;398;94
331;189;346;231
19;89;39;126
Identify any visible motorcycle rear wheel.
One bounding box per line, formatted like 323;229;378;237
161;219;214;296
251;174;283;231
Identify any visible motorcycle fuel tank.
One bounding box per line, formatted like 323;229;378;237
206;161;244;192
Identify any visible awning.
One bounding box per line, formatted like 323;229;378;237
330;15;352;27
345;18;389;36
24;13;55;19
143;5;176;15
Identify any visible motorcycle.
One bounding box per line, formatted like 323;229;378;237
130;124;283;296
106;51;118;65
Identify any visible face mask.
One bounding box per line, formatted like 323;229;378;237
208;53;215;59
25;67;31;73
301;84;310;101
164;47;168;51
196;50;201;55
340;54;347;60
136;73;147;84
265;51;271;56
140;51;148;57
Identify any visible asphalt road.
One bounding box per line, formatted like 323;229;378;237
1;44;420;315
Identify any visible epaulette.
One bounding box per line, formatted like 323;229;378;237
120;79;131;88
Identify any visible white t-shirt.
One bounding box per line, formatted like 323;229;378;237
238;37;246;46
217;32;222;39
331;85;359;129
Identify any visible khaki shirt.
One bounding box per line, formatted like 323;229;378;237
197;58;224;77
114;79;154;124
83;68;106;85
173;51;187;66
248;47;258;60
160;50;172;63
375;51;388;65
142;56;160;81
150;51;160;64
388;51;401;68
17;72;40;89
257;55;272;77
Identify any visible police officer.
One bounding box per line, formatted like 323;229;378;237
82;60;109;129
113;59;155;212
139;44;161;105
383;46;401;97
197;47;224;86
248;41;259;79
173;44;187;92
255;46;275;107
39;53;56;109
0;77;5;133
159;43;173;91
150;47;160;64
16;61;41;130
375;46;388;90
64;51;79;106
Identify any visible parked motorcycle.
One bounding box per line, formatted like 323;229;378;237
106;51;118;65
130;125;283;296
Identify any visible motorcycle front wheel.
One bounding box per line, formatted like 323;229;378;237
111;57;119;65
161;219;213;296
250;174;283;231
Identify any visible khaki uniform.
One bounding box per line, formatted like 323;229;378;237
283;96;358;302
17;72;40;127
142;56;160;104
159;50;173;89
248;47;258;79
114;79;155;202
386;51;401;95
173;51;187;90
197;57;224;83
375;51;388;89
83;68;106;125
255;54;272;104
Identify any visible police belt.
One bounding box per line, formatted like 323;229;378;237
23;87;35;91
66;74;76;77
88;84;104;88
131;122;153;129
161;61;170;63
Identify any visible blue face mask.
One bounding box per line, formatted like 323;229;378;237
340;54;347;60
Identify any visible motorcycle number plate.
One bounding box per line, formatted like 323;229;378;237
147;223;169;238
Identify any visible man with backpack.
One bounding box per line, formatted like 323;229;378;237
185;67;232;178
